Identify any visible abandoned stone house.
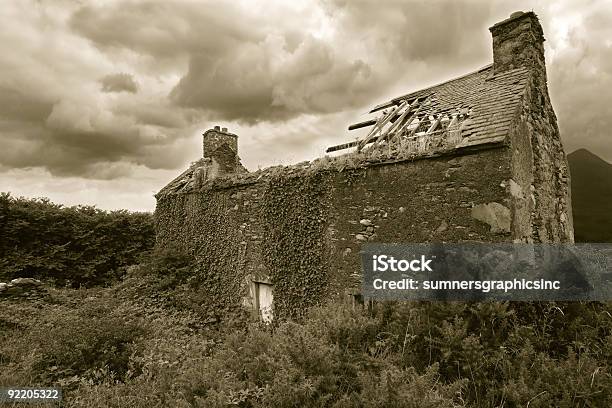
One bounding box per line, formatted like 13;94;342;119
155;11;573;321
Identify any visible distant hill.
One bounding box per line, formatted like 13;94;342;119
568;149;612;242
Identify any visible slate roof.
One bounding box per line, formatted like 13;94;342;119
158;64;533;197
361;64;531;148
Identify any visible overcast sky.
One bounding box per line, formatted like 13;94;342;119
0;0;610;211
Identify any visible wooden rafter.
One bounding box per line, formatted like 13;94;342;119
357;100;408;151
388;94;435;144
325;93;471;154
347;119;377;131
369;100;415;148
426;117;441;134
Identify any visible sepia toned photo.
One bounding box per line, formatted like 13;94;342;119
1;1;611;406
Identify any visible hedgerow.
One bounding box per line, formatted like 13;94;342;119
0;193;155;286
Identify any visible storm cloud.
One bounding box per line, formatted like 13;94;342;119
0;0;610;210
100;73;139;93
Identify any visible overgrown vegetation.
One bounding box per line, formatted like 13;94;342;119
155;191;260;316
1;193;611;406
262;171;331;321
1;248;611;407
0;193;155;286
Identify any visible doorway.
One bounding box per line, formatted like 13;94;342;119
254;281;273;323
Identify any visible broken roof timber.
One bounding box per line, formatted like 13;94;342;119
326;64;530;154
369;100;395;114
326;140;359;153
358;101;408;151
347;119;377;131
368;94;434;150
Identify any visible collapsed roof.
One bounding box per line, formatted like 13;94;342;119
326;64;530;154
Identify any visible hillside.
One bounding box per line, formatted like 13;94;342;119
568;149;612;242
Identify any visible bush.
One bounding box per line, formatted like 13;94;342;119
3;268;611;407
165;301;612;407
368;301;612;407
35;298;612;407
0;193;155;286
154;306;467;407
0;292;147;390
118;246;253;328
30;310;145;385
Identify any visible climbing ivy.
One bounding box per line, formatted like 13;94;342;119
261;170;331;321
155;193;246;319
157;167;336;322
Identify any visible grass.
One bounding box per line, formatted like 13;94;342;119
1;257;612;407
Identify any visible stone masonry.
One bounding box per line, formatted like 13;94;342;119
155;11;573;319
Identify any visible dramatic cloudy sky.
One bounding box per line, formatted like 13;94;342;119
1;0;610;211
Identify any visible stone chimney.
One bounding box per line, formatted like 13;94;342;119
203;126;238;159
201;126;241;175
489;11;546;75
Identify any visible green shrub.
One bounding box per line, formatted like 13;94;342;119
29;311;144;385
3;273;611;407
49;299;612;407
0;193;155;286
366;301;612;407
0;294;147;389
118;247;254;329
164;305;467;407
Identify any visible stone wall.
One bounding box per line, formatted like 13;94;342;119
512;71;573;243
490;11;546;74
156;146;521;319
491;11;574;243
0;278;47;301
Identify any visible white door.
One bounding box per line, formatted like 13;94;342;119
256;282;273;323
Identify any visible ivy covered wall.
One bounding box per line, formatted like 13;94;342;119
155;147;520;319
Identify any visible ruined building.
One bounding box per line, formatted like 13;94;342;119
155;11;573;321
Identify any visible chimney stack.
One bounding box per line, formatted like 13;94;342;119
489;11;546;75
202;126;238;159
